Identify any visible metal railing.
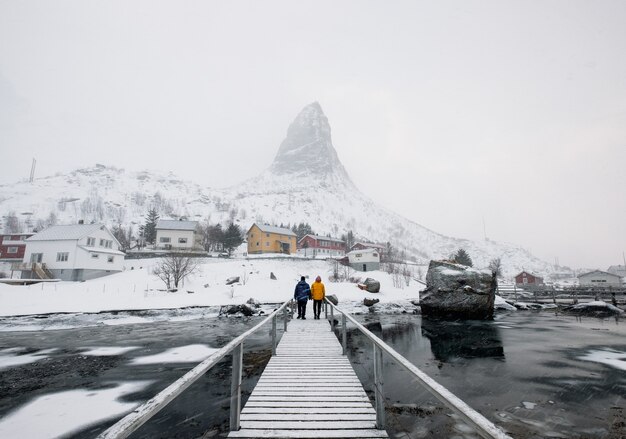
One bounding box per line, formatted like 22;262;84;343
324;299;512;439
97;299;293;439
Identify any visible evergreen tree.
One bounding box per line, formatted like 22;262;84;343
143;208;159;245
454;248;473;267
341;230;355;251
223;223;243;254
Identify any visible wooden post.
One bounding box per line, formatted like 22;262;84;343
230;343;243;431
341;313;347;355
271;315;277;355
374;344;385;429
330;305;334;328
283;306;288;332
325;301;328;319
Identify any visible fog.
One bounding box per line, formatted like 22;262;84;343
1;0;625;269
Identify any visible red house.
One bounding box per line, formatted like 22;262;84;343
297;234;346;257
515;271;544;287
0;233;34;260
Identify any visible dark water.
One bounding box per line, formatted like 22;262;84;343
0;311;625;438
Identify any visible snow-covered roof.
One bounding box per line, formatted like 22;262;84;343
77;245;126;256
578;270;622;279
27;224;107;241
347;247;379;255
299;234;344;243
252;224;297;237
156;220;198;231
352;242;385;249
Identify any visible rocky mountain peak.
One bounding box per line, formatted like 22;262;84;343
269;102;353;184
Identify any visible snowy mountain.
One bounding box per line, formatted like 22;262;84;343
0;103;560;277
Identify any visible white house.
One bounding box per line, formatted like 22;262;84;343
347;248;380;272
155;220;200;250
578;270;623;287
22;223;124;281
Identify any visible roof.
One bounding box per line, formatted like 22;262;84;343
27;224;108;241
347;248;379;255
516;271;543;278
299;234;345;243
251;224;297;237
156;220;198;231
352;242;385;249
578;270;622;279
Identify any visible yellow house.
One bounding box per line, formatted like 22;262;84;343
247;224;297;255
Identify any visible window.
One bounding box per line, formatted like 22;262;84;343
106;240;113;249
266;242;269;246
256;242;259;246
372;253;378;257
266;233;270;237
355;253;362;257
7;247;18;254
160;237;171;243
250;233;254;238
100;239;105;246
56;252;69;262
107;256;114;263
30;253;43;263
86;237;95;246
91;253;99;259
178;238;188;244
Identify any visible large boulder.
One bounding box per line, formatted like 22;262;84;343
363;298;380;307
358;278;381;293
326;294;339;305
420;260;496;319
222;304;254;316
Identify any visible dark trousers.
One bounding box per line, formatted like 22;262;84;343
297;300;308;317
313;300;322;317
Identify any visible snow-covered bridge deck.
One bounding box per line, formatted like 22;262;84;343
228;317;388;438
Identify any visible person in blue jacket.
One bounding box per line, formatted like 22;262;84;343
294;276;311;319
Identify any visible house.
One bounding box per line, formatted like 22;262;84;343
297;234;346;258
247;224;297;255
347;248;380;272
155;220;200;250
21;224;124;281
514;271;544;287
607;265;626;278
0;233;34;261
578;270;623;287
351;242;386;260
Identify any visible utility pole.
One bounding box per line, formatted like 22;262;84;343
482;216;487;241
29;158;36;183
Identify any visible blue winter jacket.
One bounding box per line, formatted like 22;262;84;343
294;280;311;302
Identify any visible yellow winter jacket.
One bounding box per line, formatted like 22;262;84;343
310;281;326;300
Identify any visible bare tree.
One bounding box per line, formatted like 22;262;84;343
153;253;199;290
4;212;23;233
488;257;503;277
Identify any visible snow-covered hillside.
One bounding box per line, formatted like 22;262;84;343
0;103;561;277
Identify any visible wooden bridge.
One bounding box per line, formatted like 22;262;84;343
98;299;511;439
228;317;388;438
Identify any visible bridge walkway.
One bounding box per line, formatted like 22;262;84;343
228;317;388;438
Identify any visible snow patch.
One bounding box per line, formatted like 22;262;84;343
578;349;626;371
131;344;218;365
81;346;139;356
0;348;56;370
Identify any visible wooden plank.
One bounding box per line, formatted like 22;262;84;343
241;407;376;414
228;429;389;438
247;396;371;402
240;413;376;421
244;401;375;408
240;420;377;429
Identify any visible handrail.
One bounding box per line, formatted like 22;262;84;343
97;299;293;439
324;299;512;439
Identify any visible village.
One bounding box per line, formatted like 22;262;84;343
0;218;624;295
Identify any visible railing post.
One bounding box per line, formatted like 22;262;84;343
230;342;243;431
341;313;347;355
325;301;328;319
374;343;385;429
271;314;277;355
283;306;288;332
330;305;334;328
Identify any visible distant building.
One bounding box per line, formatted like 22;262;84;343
607;265;626;278
21;224;124;281
351;242;386;260
155;220;200;250
514;271;544;287
347;248;380;272
247;224;297;255
578;270;623;287
297;234;345;258
0;233;34;261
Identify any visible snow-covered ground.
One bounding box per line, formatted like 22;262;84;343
0;257;422;317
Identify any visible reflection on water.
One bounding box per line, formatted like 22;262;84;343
421;318;505;361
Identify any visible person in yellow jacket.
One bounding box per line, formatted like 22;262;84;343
310;275;325;319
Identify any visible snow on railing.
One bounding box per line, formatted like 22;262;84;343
96;299;293;439
324;299;512;439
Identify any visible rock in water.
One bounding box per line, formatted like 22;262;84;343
420;260;496;319
270;272;277;280
226;276;240;285
363;298;380;307
326;294;339;305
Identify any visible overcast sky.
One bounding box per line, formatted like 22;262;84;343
1;1;625;269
